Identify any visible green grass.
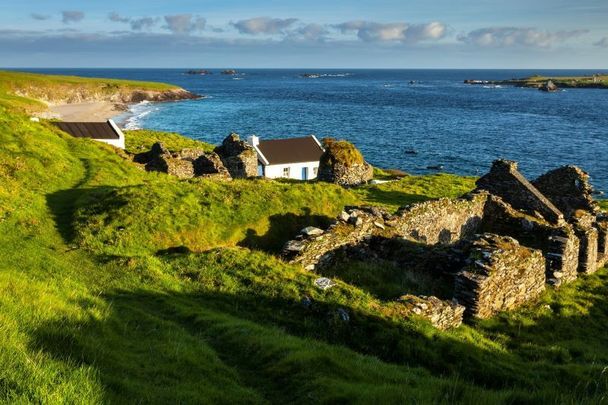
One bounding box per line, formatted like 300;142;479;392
0;70;181;113
124;129;215;155
320;138;365;166
1;73;608;403
503;74;608;89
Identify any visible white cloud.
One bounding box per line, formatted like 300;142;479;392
164;14;206;35
290;23;330;41
61;11;85;24
232;17;298;35
458;27;588;48
334;20;447;43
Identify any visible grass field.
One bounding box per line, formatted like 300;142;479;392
1;72;608;403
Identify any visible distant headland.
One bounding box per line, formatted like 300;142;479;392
465;74;608;91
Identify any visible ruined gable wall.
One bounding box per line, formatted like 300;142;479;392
481;195;579;286
454;234;546;319
476;160;564;224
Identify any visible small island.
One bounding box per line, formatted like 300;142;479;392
465;74;608;90
185;69;212;75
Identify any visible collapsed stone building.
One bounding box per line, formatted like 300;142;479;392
135;133;258;180
283;160;608;329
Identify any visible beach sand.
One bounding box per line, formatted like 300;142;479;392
37;101;126;122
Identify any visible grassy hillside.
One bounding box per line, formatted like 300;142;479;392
0;71;186;113
1;74;608;403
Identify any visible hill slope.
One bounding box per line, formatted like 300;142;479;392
1;72;607;403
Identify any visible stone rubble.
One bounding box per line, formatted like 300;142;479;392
134;133;259;180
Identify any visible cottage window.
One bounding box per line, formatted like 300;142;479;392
283;167;290;177
313;167;318;176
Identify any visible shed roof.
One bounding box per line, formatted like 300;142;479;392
256;136;324;165
51;121;121;140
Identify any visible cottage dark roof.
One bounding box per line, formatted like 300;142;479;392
51;121;121;140
256;136;324;165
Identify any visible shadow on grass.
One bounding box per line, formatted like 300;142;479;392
27;270;608;403
238;209;333;253
46;186;126;244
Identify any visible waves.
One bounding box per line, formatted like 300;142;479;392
123;101;159;130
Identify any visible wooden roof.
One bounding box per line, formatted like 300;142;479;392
256;136;324;165
51;121;121;140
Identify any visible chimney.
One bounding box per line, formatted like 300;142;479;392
248;135;260;147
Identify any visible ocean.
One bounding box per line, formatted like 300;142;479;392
21;68;608;192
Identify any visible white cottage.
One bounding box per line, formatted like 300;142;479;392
51;119;126;149
248;135;324;180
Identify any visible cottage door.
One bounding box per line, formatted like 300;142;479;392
302;167;308;180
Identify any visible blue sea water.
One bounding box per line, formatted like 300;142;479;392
21;68;608;192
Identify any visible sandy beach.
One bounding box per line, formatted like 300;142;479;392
37;101;127;122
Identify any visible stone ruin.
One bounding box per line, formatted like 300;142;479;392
317;139;373;186
214;133;258;179
134;133;258;180
282;160;608;329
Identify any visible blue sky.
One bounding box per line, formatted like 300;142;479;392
1;0;607;68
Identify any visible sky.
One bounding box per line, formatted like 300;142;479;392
1;0;607;68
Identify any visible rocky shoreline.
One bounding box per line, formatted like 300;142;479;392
31;87;201;122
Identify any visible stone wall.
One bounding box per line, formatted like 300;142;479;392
454;234;546;319
532;165;598;219
476;160;564;224
396;295;465;330
317;161;374;187
214;133;258;179
388;193;488;244
481;195;579;286
138;142;233;180
283;194;488;271
575;219;599;274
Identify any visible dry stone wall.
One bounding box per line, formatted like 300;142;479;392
532;165;598;219
139;142;233;180
388;193;488;244
454;234;546;319
214;133;258;179
476;160;564;224
397;295;465;330
283;159;608;328
283;194;488;271
481;195;579;286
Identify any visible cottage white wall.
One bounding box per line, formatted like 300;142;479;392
106;119;126;149
264;161;320;180
97;137;125;149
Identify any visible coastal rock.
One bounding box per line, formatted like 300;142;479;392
221;69;238;75
539;80;559;92
301;226;324;237
186;70;212;75
214;133;258;178
317;138;373;186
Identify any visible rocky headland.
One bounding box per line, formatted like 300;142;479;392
464;74;608;90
